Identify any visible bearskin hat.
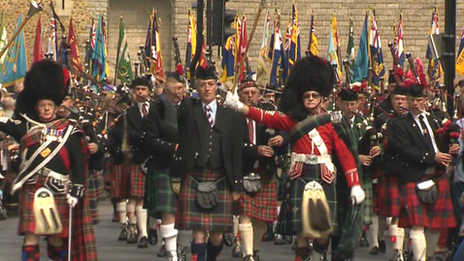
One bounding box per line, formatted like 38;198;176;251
14;60;65;121
279;56;336;120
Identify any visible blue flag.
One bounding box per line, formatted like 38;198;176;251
269;11;284;88
369;10;385;89
353;11;369;82
91;14;106;82
1;14;27;88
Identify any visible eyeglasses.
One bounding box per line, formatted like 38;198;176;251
303;92;321;100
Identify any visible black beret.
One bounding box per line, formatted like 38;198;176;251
195;66;217;80
130;76;152;90
338;88;358;102
408;84;426;98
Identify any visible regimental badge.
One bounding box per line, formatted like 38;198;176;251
40;148;51;158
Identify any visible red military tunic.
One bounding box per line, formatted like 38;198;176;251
247;107;361;188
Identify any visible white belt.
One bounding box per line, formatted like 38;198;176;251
291;153;332;165
40;168;69;182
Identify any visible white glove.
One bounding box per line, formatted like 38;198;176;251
67;194;79;208
223;91;244;112
350;185;365;205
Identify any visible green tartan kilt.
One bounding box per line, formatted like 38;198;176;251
362;176;373;225
144;167;177;219
276;163;337;236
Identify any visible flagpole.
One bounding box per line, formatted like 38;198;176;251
0;1;42;59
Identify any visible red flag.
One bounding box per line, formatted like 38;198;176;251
33;17;43;63
68;18;82;75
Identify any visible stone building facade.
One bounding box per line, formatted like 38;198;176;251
1;0;463;84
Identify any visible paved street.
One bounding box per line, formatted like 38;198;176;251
0;200;391;261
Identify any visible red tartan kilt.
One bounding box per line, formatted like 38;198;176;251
377;174;401;217
128;163;145;198
239;173;278;222
103;157;114;189
176;168;233;232
18;175;70;238
398;177;456;229
110;164;129;199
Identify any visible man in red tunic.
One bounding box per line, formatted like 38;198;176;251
224;56;365;261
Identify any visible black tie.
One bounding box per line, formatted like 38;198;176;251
419;115;434;150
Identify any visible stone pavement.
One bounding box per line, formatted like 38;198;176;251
0;199;391;261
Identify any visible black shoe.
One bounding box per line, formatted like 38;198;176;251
148;229;158;245
126;224;138;244
274;234;286;245
253;250;260;261
242;254;255;261
379;240;387;254
359;231;369;248
118;223;128;241
138;236;148;248
232;238;242;258
224;232;234;247
370;246;380;255
157;243;168;257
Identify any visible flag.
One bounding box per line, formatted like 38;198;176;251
68;18;83;75
116;16;133;83
369;10;385;90
91;13;106;82
185;9;197;77
306;14;318;56
1;14;27;87
331;14;342;72
269;9;284;87
288;2;300;69
426;5;443;82
102;16;110;79
327;26;340;82
150;11;165;83
456;24;464;77
33;17;43;63
49;1;64;61
281;20;291;83
237;15;247;82
353;11;369;82
220;17;238;83
144;10;154;72
345;17;355;82
393;12;405;68
257;10;271;87
0;10;7;65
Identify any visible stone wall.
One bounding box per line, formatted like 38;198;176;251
3;0;464;84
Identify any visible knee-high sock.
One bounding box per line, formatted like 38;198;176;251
368;215;379;247
160;224;179;261
178;230;193;250
116;201;127;224
410;228;427;261
389;223;405;251
22;245;40;261
239;223;253;256
379;217;387;241
135;206;147;238
233;215;240;238
425;229;441;257
252;221;266;251
126;201;136;224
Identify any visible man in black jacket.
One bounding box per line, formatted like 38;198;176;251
144;71;185;261
121;76;154;248
173;66;243;261
389;84;458;261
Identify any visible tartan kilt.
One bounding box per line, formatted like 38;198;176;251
176;168;233;232
110;164;129;199
362;176;373;225
144;167;177;218
377;174;401;217
398;176;456;229
103;157;114;190
110;163;145;199
239;172;278;222
18;175;70;238
276;163;336;236
94;171;104;200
